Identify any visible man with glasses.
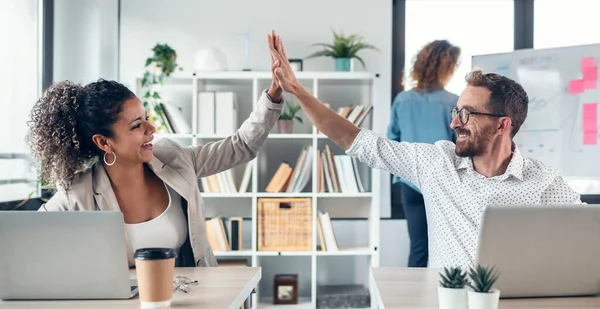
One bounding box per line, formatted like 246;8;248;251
266;36;581;268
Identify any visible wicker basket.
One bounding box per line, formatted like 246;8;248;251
258;198;312;251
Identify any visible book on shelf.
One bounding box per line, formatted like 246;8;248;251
265;146;313;193
160;102;192;134
318;103;373;134
318;145;365;193
317;211;338;251
197;91;238;135
145;99;192;134
200;163;252;193
205;216;243;252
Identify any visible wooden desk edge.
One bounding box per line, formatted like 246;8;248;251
369;268;385;309
228;267;261;309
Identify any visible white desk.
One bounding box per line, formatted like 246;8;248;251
370;267;600;309
0;267;260;309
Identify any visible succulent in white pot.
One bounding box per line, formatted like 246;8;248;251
467;264;501;309
438;266;468;309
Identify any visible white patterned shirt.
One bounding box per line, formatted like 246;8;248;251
346;129;582;268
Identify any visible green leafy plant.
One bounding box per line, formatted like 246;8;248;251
278;96;303;123
439;266;468;289
140;44;183;132
306;28;379;69
467;265;500;293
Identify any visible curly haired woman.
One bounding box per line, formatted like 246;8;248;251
387;40;461;268
28;33;286;268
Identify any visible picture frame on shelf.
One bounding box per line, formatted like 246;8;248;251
274;274;298;304
288;58;303;72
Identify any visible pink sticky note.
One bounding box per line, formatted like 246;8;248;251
584;79;597;90
584;131;598;145
583;103;597;118
582;57;596;68
569;80;585;94
583;119;597;131
583;66;598;81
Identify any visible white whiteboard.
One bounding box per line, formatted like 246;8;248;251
472;43;600;193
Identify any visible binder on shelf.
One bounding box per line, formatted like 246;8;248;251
205;216;243;252
197;91;238;135
215;92;238;135
197;91;216;135
229;217;243;251
161;102;191;134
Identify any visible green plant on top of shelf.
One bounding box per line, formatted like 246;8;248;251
306;28;379;70
140;43;183;133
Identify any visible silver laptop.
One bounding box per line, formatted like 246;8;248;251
476;204;600;298
0;211;138;300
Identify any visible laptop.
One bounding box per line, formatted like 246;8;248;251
0;211;138;300
475;204;600;298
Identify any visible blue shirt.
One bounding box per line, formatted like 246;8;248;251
387;89;458;190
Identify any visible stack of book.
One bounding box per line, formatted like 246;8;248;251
265;146;313;193
318;103;372;135
200;163;252;194
317;145;365;193
317;211;338;251
205;216;243;252
336;104;373;127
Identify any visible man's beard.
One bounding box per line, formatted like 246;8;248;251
454;125;496;157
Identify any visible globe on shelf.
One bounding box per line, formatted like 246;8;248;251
193;47;228;72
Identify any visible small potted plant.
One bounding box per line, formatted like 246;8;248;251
306;28;379;72
467;265;501;309
140;43;183;133
438;266;468;309
277;96;303;134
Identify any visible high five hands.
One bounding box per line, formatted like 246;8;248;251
268;30;302;96
267;32;283;102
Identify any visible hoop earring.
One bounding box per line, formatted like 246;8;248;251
103;152;116;166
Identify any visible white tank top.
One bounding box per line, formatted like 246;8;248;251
125;183;187;253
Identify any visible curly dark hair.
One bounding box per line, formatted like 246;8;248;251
410;40;461;91
465;70;529;137
27;79;136;190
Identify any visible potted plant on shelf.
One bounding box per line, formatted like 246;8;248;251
140;43;183;133
278;96;303;134
467;265;501;309
438;266;468;309
306;28;379;72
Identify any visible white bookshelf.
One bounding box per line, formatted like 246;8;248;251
135;71;381;309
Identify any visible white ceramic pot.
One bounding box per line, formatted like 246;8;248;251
437;286;468;309
467;289;500;309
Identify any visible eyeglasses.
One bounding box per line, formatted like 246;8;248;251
451;107;512;126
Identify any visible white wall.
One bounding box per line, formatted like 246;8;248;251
53;0;119;83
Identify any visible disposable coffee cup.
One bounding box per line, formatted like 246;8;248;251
134;248;178;308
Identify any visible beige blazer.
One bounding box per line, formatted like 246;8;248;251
39;90;283;268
